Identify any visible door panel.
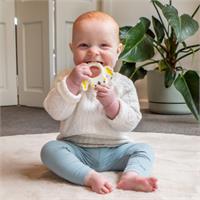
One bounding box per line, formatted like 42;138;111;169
0;0;17;106
55;0;97;73
16;0;50;107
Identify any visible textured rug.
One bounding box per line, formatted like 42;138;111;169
0;132;200;200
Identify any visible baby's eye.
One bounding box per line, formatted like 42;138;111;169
100;43;110;48
78;43;89;48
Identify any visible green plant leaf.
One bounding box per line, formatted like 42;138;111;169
119;17;150;57
119;26;132;44
158;60;169;71
119;62;136;78
120;37;155;62
179;14;199;40
174;71;200;121
119;62;147;82
161;5;199;42
184;70;200;113
119;17;154;62
152;0;164;10
131;67;147;82
146;29;155;39
165;68;176;88
152;16;165;43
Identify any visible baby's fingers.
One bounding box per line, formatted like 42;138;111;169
95;84;110;92
96;91;107;98
80;67;92;77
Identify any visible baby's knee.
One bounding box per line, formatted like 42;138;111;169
40;140;76;163
141;143;155;160
40;140;59;162
129;143;155;160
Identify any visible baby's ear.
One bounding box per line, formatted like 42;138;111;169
117;43;123;54
69;43;73;51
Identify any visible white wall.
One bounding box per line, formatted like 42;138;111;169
102;0;200;108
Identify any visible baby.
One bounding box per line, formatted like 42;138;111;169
41;11;158;194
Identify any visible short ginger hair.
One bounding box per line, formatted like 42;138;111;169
72;11;120;42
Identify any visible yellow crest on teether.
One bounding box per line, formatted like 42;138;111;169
81;62;113;91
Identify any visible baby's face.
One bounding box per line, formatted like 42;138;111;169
70;19;122;68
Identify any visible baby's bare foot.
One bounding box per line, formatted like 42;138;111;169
117;172;158;192
84;170;113;194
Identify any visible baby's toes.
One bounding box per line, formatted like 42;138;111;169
99;186;110;194
148;177;158;191
100;182;113;194
149;177;157;183
105;182;113;192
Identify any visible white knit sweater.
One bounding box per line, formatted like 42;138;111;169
43;72;142;147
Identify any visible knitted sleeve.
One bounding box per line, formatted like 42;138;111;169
43;75;81;121
105;73;142;131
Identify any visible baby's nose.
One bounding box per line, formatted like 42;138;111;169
88;46;100;56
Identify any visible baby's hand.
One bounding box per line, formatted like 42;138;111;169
66;63;92;94
95;84;115;107
68;63;92;86
96;85;120;119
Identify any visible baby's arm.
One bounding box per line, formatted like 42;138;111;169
103;76;142;132
44;63;92;121
43;77;81;121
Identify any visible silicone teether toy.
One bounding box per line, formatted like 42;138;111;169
81;62;113;91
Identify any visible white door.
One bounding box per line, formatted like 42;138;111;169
16;0;51;107
55;0;97;73
0;0;17;106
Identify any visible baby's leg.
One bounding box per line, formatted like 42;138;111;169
116;143;158;192
40;140;113;194
41;140;91;184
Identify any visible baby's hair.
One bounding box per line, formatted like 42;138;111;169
72;11;120;42
73;11;118;26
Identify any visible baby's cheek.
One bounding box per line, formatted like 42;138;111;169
106;52;119;65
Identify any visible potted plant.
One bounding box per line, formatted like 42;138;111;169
119;0;200;121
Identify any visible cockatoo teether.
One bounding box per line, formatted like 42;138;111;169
81;62;113;91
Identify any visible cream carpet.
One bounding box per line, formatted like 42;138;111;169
0;132;200;200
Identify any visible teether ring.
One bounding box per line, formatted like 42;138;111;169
81;62;113;91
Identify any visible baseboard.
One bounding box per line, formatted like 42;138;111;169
139;99;148;109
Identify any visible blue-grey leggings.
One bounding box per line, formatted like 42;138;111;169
40;140;154;185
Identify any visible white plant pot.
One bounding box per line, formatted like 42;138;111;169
147;71;191;114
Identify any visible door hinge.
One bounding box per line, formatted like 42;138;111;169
14;17;18;25
53;49;56;76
